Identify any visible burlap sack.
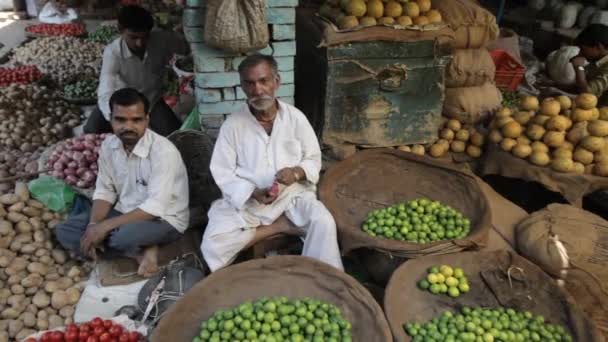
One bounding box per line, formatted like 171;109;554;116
480;144;608;206
443;82;503;123
434;0;499;49
319;149;491;283
516;204;608;337
203;0;269;53
446;48;496;88
151;256;392;341
384;250;603;342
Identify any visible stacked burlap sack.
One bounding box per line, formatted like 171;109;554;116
435;0;503;124
516;204;608;340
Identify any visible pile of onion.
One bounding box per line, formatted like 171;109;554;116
47;134;108;188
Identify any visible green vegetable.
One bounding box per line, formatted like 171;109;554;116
404;306;573;342
63;79;98;99
419;265;470;298
501;90;519;108
361;198;471;243
87;24;119;44
196;297;353;342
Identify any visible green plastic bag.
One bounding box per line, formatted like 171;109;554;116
180;108;201;131
28;176;76;212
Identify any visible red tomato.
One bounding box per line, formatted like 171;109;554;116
118;334;129;342
99;333;112;342
80;323;91;332
87;337;99;342
25;339;38;342
91;318;104;328
42;331;54;342
79;330;90;342
103;320;113;329
66;330;79;342
128;332;141;342
51;331;65;342
94;327;105;337
66;323;79;332
109;326;123;338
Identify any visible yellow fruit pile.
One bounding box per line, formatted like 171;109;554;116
489;93;608;176
397;119;484;159
319;0;443;30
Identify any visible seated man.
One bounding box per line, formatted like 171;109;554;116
56;88;190;277
38;0;79;24
201;54;344;272
85;5;188;136
572;24;608;106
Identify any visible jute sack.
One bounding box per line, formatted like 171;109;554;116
384;250;604;342
152;256;393;341
446;48;496;88
516;204;608;338
319;149;491;284
204;0;269;53
443;82;503;123
434;0;499;48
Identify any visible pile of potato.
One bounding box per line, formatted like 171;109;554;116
0;84;81;152
10;37;103;86
489;93;608;176
0;149;41;192
0;183;87;341
397;119;485;159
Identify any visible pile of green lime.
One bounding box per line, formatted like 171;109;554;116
418;265;470;298
361;198;471;243
194;297;352;342
404;306;573;342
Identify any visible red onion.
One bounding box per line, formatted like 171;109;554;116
65;175;77;185
73;142;85;151
72;151;83;161
76;180;87;188
53;161;64;171
90;162;98;171
52;170;64;179
64;168;76;175
76;168;87;176
82;171;95;183
67;161;77;169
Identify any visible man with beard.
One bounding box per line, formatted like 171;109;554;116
200;54;343;272
56;88;189;277
84;5;188;136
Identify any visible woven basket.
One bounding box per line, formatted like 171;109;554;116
167;129;221;229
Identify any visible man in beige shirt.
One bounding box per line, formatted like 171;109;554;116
84;5;189;136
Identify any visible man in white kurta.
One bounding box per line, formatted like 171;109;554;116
201;55;343;272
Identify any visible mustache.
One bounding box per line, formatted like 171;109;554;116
118;130;137;136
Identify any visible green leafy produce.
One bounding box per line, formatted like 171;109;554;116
87;24;119;44
194;297;353;342
418;265;470;298
361;198;471;243
63;79;98;99
404;306;573;342
501;90;519;108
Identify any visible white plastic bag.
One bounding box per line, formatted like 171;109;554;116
547;45;580;85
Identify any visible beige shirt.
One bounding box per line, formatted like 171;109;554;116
97;31;188;120
93;129;190;232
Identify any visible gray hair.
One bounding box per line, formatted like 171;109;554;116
237;54;280;81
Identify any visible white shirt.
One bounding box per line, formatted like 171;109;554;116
210;100;322;213
93;129;190;232
97;31;189;120
38;2;78;24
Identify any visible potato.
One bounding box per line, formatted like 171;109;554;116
44;281;60;293
10;285;24;295
48;314;63;329
0;221;11;236
9;257;27;272
57;278;73;291
47;219;61;229
8;319;23;338
21;274;43;288
0;331;8;342
26;200;43;209
6;212;26;223
32;291;51;310
13;182;29;202
40;212;54;222
45;273;60;281
65;287;80;305
21;207;41;218
1;308;19;319
67;266;81;279
51;250;67;264
21;311;35;328
59;305;74;318
36;310;48;319
28;217;42;231
16;329;36;341
36;318;49;330
51;291;68;310
8;202;24;212
33;230;46;243
15;221;32;234
27;262;48;275
0;195;19;205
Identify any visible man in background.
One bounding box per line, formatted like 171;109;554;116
572;23;608;106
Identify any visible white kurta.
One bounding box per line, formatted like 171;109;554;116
201;100;343;272
38;2;78;24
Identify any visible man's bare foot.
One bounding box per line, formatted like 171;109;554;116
137;245;159;278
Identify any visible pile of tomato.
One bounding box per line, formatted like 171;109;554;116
24;317;145;342
0;66;42;86
25;23;86;36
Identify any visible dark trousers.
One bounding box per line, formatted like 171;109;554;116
83;100;181;137
55;205;181;258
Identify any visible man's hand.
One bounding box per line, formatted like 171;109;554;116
571;56;587;68
252;188;278;205
276;167;299;186
80;222;111;259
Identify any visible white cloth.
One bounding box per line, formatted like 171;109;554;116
97;31;189;120
201;100;344;271
93;129;190;232
38;2;78;24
